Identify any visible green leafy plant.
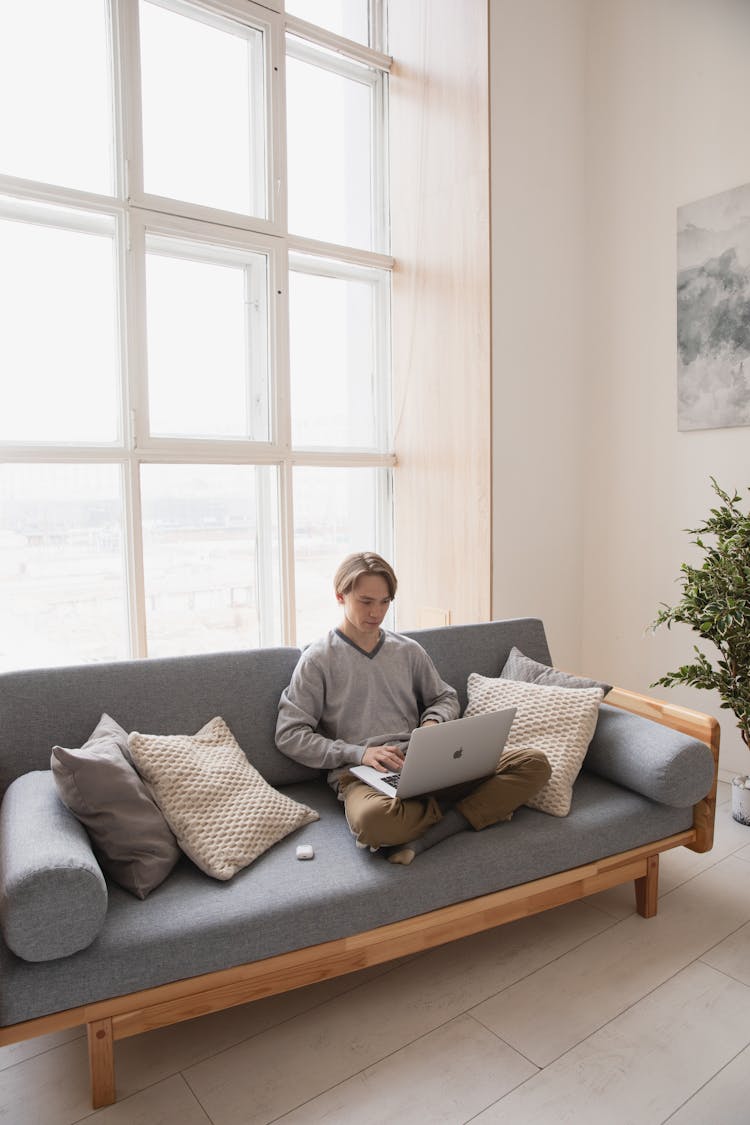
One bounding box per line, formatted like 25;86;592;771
651;477;750;751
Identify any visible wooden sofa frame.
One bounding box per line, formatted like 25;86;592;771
0;688;720;1109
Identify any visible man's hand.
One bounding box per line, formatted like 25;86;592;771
362;743;405;773
421;719;438;727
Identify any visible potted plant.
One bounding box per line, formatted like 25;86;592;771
651;478;750;824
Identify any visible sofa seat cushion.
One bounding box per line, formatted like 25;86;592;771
0;772;108;962
0;774;693;1026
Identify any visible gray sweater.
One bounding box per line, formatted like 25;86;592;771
275;629;460;788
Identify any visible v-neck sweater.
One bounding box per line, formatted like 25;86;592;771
275;628;460;788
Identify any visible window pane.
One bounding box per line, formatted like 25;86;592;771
286;51;374;249
141;464;280;656
145;240;269;441
0;464;128;671
0;0;113;195
290;268;382;448
285;0;371;46
294;466;391;645
0;207;119;443
139;1;266;217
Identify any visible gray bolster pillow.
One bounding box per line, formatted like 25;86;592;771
584;704;715;807
0;771;108;962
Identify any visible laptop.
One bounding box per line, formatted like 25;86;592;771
348;708;517;799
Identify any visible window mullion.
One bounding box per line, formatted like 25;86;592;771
108;0;128;202
116;0;143;204
278;459;297;647
126;213;150;452
372;69;389;256
370;0;387;56
123;455;149;657
268;10;286;232
244;259;269;442
376;467;394;591
374;272;392;453
254;467;279;647
272;238;295;644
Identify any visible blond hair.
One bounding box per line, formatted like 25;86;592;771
333;552;397;600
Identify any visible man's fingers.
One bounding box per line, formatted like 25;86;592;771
363;743;405;772
381;750;404;769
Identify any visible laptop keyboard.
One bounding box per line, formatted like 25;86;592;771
381;773;401;787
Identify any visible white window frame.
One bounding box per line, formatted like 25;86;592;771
288;250;392;454
127;209;284;455
0;0;395;660
284;32;390;255
122;0;284;235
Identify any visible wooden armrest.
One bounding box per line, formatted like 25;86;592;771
605;687;720;758
605;686;720;854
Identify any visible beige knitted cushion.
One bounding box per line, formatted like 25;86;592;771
465;674;603;816
127;717;318;880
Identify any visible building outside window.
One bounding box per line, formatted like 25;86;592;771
0;0;393;671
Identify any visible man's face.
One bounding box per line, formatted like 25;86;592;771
338;574;392;637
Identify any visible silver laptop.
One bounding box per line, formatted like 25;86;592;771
349;709;517;799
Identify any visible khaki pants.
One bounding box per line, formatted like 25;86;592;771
339;746;551;849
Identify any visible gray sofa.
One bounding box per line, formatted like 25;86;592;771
0;618;719;1108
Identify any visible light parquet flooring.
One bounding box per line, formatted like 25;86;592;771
3;782;748;1125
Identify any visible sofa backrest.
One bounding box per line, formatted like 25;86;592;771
404;618;551;713
0;647;313;795
0;618;551;796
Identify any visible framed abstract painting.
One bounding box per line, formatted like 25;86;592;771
677;181;750;431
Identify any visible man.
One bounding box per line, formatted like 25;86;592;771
275;552;550;863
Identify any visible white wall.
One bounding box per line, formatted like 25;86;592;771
490;0;750;776
489;0;588;670
583;0;750;777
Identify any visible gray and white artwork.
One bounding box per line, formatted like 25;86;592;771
677;181;750;431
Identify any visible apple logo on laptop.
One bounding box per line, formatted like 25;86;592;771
453;747;463;759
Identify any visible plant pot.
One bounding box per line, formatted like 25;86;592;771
731;775;750;826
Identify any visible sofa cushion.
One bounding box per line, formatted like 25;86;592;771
500;646;612;696
0;771;108;962
465;674;603;816
50;713;180;899
0;774;696;1027
584;703;716;807
127;717;319;880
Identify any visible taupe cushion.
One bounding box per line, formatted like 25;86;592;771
127;717;319;881
466;674;603;816
500;646;612;696
51;714;180;899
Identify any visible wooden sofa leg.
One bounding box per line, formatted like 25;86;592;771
635;854;659;918
87;1018;116;1108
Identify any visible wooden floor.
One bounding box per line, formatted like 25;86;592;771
2;780;749;1125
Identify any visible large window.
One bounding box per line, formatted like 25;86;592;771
0;0;393;670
